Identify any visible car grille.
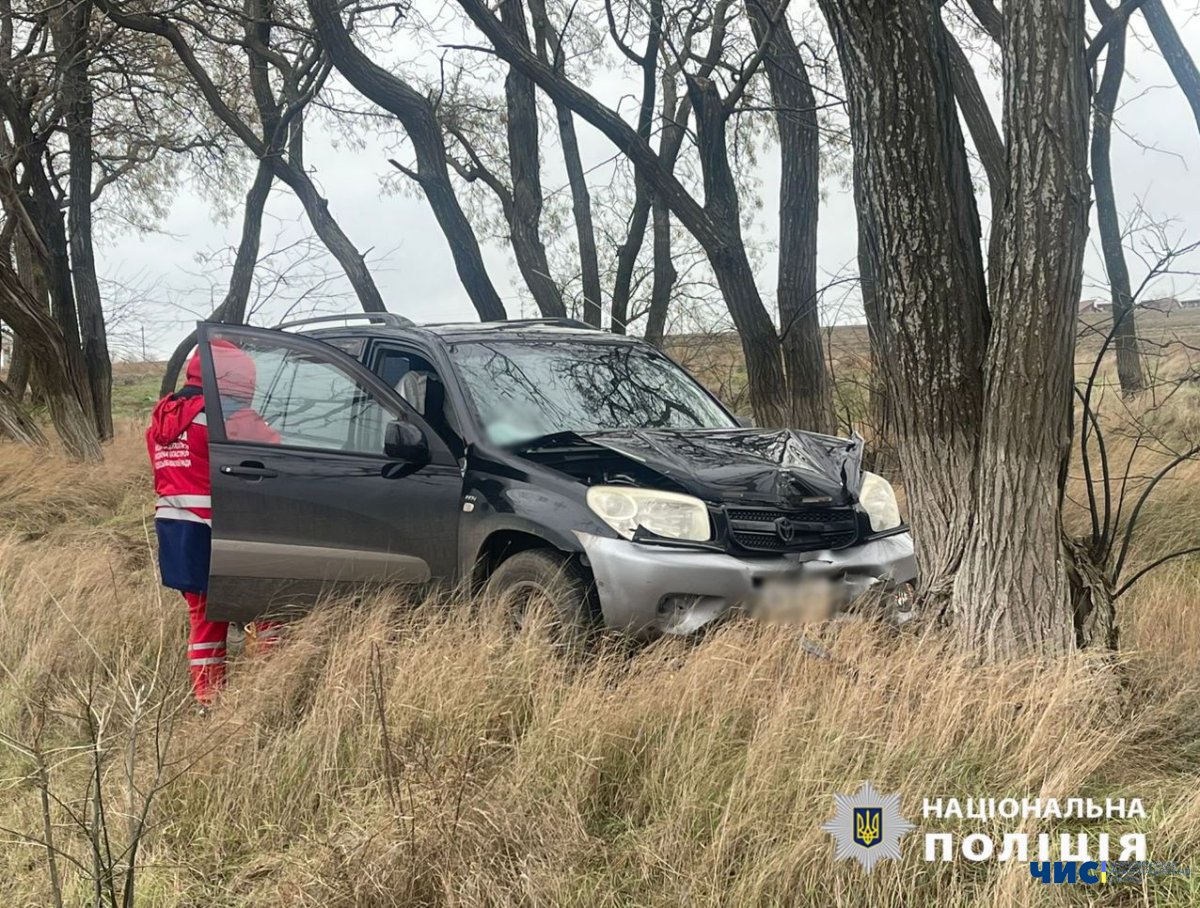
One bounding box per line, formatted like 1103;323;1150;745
726;506;859;553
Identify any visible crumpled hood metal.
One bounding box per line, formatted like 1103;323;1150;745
531;428;865;506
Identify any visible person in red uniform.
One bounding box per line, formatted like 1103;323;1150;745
147;340;281;706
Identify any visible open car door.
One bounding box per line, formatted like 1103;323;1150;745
196;323;462;624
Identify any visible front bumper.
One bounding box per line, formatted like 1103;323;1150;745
576;530;918;635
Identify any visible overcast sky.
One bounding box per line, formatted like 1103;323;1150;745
102;2;1200;359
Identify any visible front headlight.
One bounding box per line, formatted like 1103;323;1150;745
586;486;712;542
859;471;902;533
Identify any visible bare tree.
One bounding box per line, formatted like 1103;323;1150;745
159;161;275;395
529;0;602;325
1141;0;1200;138
747;0;833;432
303;0;508;320
97;0;392;319
1090;0;1144;394
456;0;830;427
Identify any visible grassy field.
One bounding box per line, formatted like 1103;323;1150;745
1;322;1199;906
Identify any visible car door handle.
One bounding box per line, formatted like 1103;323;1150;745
221;461;279;479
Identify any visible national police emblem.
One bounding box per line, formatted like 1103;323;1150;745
822;781;913;872
853;806;882;847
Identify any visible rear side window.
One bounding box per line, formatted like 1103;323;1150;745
209;335;395;456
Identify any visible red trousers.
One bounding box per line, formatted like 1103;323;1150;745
184;592;282;704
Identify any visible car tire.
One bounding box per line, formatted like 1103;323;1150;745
484;549;598;650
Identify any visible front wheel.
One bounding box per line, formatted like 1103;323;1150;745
483;549;598;651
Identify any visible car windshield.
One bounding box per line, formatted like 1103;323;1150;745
449;339;737;445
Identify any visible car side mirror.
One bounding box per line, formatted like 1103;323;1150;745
384;420;430;464
736;414;756;428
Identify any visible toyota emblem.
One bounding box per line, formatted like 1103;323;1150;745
774;516;796;543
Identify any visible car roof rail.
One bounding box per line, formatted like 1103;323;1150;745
274;312;416;332
496;317;599;331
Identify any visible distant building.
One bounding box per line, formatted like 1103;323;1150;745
1079;296;1195;315
1141;297;1180;313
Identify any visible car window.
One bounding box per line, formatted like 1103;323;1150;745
208;334;395;455
373;346;463;440
448;339;737;446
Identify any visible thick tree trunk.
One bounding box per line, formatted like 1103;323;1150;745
306;0;506;320
856;215;895;472
499;0;564;318
1141;0;1200;139
1091;24;1144;394
7;229;44;401
819;0;990;601
747;0;833;434
951;0;1092;658
160;160;274;396
0;263;102;461
3;21;96;429
61;0;114;439
24;165;95;425
0;378;46;445
644;193;675;348
6;334;29;400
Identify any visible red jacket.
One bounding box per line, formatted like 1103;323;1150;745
147;387;211;524
146;344;281;526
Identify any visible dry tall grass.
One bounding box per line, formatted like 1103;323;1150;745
1;416;1199;907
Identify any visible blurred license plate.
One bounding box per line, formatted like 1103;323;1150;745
753;575;835;624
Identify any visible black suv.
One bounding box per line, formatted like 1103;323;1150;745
195;315;916;635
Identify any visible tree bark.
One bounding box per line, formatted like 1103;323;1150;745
1091;22;1144;394
499;0;564;318
951;0;1092;658
643;193;675;348
7;138;96;426
943;25;1006;213
7;229;44;401
856;211;894;472
0;263;102;461
160;160;274;396
527;0;602;326
6;334;29;400
304;0;506;320
60;0;114;440
819;0;990;601
747;0;833;434
0;377;46;445
1141;0;1200;139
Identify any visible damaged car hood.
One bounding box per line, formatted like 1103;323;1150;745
518;428;865;506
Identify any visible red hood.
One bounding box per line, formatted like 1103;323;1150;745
148;393;205;446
